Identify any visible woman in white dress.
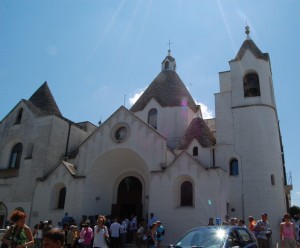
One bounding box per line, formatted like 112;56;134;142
93;215;110;248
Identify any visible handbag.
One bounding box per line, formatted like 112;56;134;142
104;226;110;247
105;236;110;247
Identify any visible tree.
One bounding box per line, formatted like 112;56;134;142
289;205;300;217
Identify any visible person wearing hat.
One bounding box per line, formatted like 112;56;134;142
254;213;272;248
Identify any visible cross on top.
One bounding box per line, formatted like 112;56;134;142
167;40;173;51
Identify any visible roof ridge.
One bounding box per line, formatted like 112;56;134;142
232;39;269;61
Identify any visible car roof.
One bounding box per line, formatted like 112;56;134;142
184;225;249;234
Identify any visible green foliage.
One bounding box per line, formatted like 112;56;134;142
289;205;300;217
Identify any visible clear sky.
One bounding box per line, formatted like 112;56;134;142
1;1;299;207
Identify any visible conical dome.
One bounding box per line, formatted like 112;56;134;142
177;117;215;149
130;70;197;112
29;81;62;116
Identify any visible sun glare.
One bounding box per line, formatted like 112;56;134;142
215;229;226;239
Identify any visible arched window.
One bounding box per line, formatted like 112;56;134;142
57;187;66;209
271;174;275;185
165;61;169;70
229;159;239;176
15;108;23;124
243;72;261;97
9;143;23;168
148;108;157;130
180;181;193;206
193;147;198;156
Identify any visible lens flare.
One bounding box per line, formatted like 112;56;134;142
216;229;226;239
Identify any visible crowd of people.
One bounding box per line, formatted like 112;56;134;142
2;210;300;248
0;211;165;248
208;212;300;248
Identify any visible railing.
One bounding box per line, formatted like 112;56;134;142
0;168;19;179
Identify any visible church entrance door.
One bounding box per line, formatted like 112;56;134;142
111;176;143;219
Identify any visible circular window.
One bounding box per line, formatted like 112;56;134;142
115;127;127;141
112;123;130;143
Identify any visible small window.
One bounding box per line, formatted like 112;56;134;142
57;187;66;209
243;73;261;97
180;181;193;206
165;61;169;70
229;159;239;176
148;108;157;129
15;108;23;124
9;143;23;168
271;174;275;185
25;143;34;159
193;147;198;156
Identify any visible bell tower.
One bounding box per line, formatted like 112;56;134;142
215;26;289;232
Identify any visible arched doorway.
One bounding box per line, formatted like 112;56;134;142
111;176;143;219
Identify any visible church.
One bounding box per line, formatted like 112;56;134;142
0;27;292;243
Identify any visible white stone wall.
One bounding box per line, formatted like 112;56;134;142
186;139;212;167
148;153;228;245
134;98;196;146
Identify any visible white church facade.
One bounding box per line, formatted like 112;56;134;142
0;27;292;243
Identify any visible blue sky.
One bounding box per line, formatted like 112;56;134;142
1;1;299;207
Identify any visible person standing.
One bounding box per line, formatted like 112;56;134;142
147;214;157;228
62;213;70;226
280;213;298;248
254;213;272;248
109;218;121;248
128;215;137;244
222;215;230;226
93;215;109;248
208;218;214;226
238;219;246;227
248;216;257;233
119;219;127;248
293;214;300;243
136;221;145;248
155;221;164;248
2;210;35;248
80;223;94;248
147;222;157;248
67;226;76;248
33;223;43;248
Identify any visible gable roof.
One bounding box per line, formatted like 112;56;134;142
177;117;216;149
232;39;269;62
130;70;198;112
28;81;62;116
162;55;175;63
37;159;85;182
75;105;168;153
